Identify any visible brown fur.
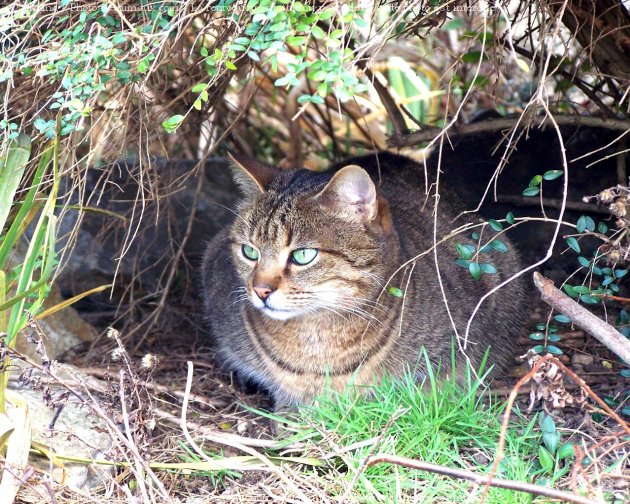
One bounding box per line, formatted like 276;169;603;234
202;152;527;406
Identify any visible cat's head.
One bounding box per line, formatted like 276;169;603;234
227;153;395;321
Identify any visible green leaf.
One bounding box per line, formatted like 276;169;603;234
469;262;481;281
615;269;628;278
193;98;202;110
522;187;540;197
0;134;31;233
387;286;403;298
529;175;542;187
538;446;554;474
566;237;580;253
488;219;503;231
620;369;630;378
554;314;571;323
543;170;563;180
480;263;497;274
576;215;595;233
286;36;307;45
540;413;556;433
455;259;471;268
455;243;474;260
506;212;515;225
546;345;563;355
191;83;206;93
562;284;577;297
529;332;545;341
578;256;590;268
598;222;608;234
576;216;587;233
311;26;325;39
491;240;508;253
532;344;545;354
225;61;237;71
162;114;184;133
543;430;561;454
557;443;575;460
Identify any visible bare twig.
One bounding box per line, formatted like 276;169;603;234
388;115;630;147
533;272;630;365
365;453;603;504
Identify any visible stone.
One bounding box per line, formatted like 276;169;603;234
6;361;113;494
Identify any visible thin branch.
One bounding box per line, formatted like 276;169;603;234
362;67;410;138
365;453;603;504
533;272;630;366
388;115;630;147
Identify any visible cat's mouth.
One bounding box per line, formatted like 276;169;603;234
260;305;298;321
250;294;301;321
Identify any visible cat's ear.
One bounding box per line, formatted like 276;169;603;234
228;151;279;195
315;165;377;221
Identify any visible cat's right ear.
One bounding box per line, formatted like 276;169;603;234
228;151;279;196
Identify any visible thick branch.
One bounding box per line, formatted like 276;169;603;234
533;272;630;365
365;454;602;504
388;116;630;148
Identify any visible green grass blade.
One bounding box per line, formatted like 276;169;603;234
0;144;52;267
0;133;31;233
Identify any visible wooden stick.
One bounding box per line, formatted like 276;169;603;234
365;453;602;504
533;272;630;365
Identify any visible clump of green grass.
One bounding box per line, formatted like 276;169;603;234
285;353;540;503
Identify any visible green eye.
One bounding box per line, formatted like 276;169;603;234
242;244;259;261
291;248;318;265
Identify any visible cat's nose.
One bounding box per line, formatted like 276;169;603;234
253;285;275;301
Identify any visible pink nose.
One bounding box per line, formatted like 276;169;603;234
253;286;275;301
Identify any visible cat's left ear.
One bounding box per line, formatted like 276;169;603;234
228;151;279;196
315;165;377;221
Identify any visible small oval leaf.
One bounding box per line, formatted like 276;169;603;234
566;237;580;253
543;170;563;181
469;262;481;281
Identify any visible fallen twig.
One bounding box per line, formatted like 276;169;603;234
533;272;630;365
365;453;603;504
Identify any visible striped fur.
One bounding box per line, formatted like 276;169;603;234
202;152;527;406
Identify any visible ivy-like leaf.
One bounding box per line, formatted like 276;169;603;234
162;114;184;133
469;262;481;281
566;237;580;253
488;219;503;231
543;169;563;180
522;187;540;197
546;345;563;355
578;256;590;268
554;314;571;323
480;263;497;274
455;243;474;260
387;286;403;298
506;212;515;225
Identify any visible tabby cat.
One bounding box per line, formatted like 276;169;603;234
202;152;527;406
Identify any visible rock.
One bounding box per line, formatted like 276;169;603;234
572;353;594;367
14;286;98;361
6;361;113;494
54;157;241;304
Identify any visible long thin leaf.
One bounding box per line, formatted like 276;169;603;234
35;283;112;320
0;144;52;267
0;133;31;233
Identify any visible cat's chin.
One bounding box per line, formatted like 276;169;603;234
259;306;300;321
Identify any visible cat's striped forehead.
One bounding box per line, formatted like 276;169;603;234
236;169;330;245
